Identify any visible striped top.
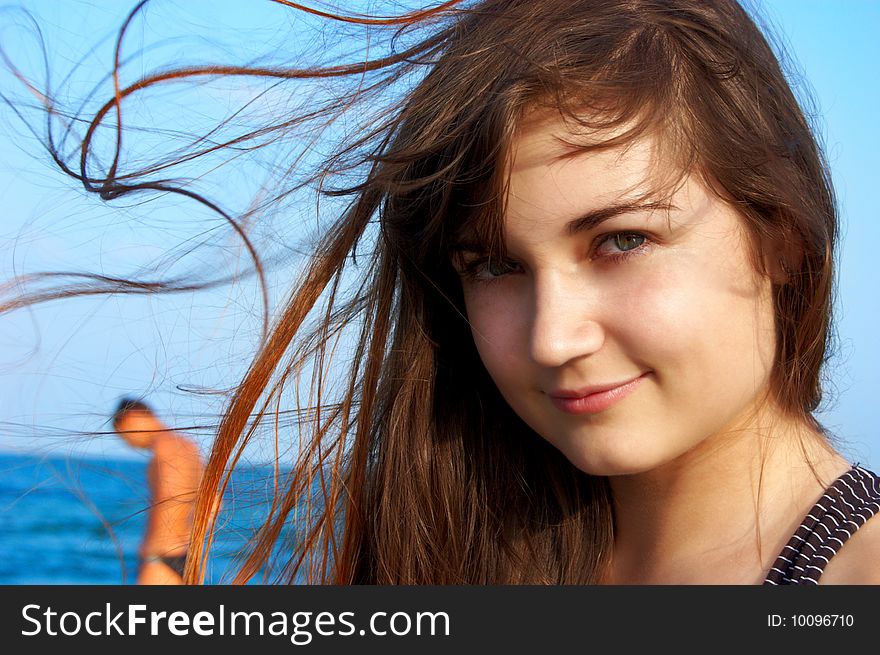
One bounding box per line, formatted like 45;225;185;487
764;465;880;585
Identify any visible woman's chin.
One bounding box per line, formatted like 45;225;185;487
561;444;669;478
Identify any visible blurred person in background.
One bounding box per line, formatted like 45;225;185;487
112;398;204;585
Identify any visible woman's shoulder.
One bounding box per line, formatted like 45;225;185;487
819;467;880;585
819;511;880;584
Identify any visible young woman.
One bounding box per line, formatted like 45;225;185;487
6;0;879;584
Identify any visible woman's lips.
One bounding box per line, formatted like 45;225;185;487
548;373;647;415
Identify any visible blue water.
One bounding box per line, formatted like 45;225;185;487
0;452;287;584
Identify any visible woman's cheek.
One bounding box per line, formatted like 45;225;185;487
625;248;775;397
463;286;526;372
606;254;724;387
606;260;691;346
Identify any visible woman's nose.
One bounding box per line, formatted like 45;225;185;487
527;275;605;368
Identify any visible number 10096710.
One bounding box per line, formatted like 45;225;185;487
767;614;854;628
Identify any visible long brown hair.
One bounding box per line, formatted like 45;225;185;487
4;0;837;584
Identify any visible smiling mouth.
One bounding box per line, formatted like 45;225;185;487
547;373;648;415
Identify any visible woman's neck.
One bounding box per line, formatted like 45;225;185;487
602;407;848;584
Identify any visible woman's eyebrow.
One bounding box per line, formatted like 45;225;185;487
567;200;677;235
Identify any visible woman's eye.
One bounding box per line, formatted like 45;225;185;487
612;233;646;251
595;232;649;259
458;257;521;281
483;259;519;277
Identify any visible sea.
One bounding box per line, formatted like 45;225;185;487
0;451;290;584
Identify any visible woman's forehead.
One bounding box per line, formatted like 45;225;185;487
507;116;684;213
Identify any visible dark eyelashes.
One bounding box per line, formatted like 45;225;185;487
452;231;653;283
594;231;651;262
453;256;519;281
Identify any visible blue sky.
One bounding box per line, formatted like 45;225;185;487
0;0;878;467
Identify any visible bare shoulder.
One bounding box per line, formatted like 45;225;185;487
152;434;203;496
819;512;880;584
154;433;200;462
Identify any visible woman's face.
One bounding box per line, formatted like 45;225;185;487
453;116;778;476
